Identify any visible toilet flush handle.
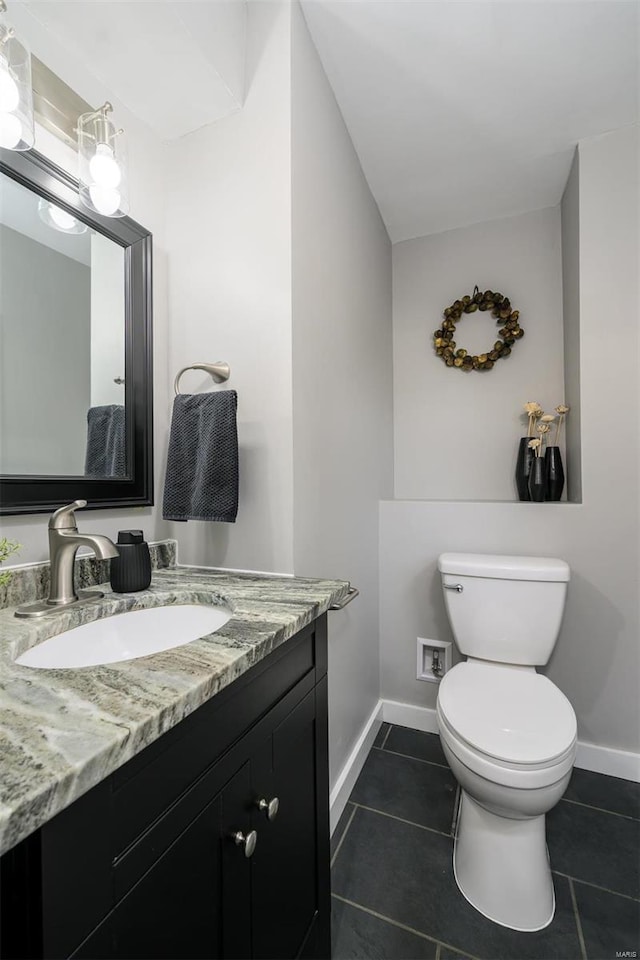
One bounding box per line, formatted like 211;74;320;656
443;583;463;593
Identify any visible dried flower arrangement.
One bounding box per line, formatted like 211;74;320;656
554;404;570;445
533;420;552;454
522;403;570;444
518;403;569;502
0;538;20;587
524;400;569;457
433;286;524;371
523;401;543;436
527;437;542;457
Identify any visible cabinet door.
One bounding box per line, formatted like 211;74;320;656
250;690;321;959
106;763;252;960
110;798;221;959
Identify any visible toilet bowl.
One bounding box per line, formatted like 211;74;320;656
437;660;576;931
436;553;577;932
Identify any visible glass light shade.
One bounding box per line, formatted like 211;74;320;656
77;105;129;218
38;198;88;234
0;22;34;151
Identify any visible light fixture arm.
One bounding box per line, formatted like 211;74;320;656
0;0;14;46
0;27;15;49
78;102;123;145
92;102;113;146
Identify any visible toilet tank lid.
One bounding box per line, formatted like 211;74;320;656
438;553;570;582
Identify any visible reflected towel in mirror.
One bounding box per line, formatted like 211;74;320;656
85;405;126;478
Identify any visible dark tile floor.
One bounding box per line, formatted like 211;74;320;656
331;723;640;960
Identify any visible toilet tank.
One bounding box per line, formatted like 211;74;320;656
438;553;570;666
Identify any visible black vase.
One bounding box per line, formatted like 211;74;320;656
528;457;546;502
515;437;535;501
544;446;565;501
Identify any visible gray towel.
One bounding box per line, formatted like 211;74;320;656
163;391;238;522
85;405;126;478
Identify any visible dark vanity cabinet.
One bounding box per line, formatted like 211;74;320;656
0;617;331;960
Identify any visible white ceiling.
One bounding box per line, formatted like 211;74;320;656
15;0;247;141
301;0;639;242
9;1;636;239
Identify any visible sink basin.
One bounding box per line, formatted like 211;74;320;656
16;603;233;669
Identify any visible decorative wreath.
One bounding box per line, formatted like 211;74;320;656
433;285;524;371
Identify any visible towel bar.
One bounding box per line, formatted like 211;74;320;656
174;362;231;396
329;587;359;610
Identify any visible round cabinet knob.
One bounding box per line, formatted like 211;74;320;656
257;797;280;821
232;829;257;858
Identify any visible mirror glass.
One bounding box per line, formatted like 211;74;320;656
0;170;127;478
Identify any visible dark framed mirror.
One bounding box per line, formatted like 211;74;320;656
0;147;153;515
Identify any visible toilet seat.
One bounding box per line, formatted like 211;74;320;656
437;661;577;789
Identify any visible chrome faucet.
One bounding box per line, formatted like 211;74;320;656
15;501;119;619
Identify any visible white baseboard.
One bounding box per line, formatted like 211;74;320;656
575;740;640;782
379;699;640;783
329;702;383;834
328;698;639;832
381;699;438;734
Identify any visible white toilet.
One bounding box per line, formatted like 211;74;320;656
436;552;577;933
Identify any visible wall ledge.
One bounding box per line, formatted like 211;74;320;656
380;498;583;506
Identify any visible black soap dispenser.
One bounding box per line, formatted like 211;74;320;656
110;530;152;593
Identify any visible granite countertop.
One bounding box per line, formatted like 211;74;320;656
0;564;349;857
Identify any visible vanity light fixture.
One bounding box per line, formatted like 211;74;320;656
77;101;129;218
0;0;34;151
37;198;87;235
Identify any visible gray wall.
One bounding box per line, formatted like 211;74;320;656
561;149;582;502
0;224;90;475
380;125;639;759
164;0;295;574
393;207;566;501
291;3;393;788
